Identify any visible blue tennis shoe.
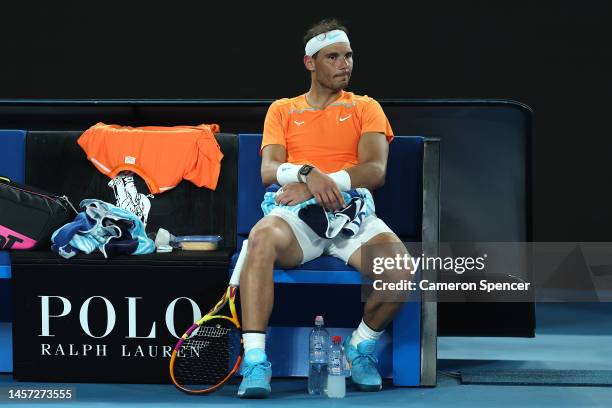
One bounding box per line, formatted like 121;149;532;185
344;336;382;391
237;348;272;398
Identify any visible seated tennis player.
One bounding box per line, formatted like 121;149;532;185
238;18;412;398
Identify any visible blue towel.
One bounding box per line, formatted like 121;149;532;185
261;184;375;239
52;199;155;258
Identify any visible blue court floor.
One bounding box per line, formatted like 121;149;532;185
2;303;611;407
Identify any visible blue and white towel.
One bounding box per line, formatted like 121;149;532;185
261;184;375;239
51;199;155;259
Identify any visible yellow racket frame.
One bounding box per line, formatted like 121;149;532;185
169;285;242;394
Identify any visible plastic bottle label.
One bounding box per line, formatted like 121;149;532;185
313;341;326;362
329;357;342;375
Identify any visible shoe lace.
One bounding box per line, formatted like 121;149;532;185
242;361;271;379
354;352;378;367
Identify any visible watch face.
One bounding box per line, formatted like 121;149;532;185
299;165;313;175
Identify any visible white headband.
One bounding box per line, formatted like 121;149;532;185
305;29;350;56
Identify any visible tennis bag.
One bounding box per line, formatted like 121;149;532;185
0;176;76;250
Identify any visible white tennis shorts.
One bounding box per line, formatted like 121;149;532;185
268;208;394;264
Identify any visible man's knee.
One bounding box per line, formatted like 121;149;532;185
248;224;279;256
248;218;295;256
379;251;414;281
368;244;415;302
359;234;413;277
247;217;303;269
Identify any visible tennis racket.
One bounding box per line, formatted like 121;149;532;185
169;240;248;394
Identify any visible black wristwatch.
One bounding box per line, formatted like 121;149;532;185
298;164;314;182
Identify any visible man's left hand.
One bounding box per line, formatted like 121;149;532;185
275;183;314;206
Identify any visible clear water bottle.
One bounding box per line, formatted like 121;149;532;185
326;336;346;398
308;315;330;395
342;341;351;377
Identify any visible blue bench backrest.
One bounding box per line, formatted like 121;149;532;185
0;130;26;182
236;134;424;243
375;136;424;240
0;130;26;319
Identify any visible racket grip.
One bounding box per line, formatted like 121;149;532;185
229;239;248;287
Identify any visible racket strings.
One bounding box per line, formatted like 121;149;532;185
173;321;242;389
197;325;231;338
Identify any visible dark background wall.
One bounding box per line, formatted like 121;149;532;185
1;1;610;241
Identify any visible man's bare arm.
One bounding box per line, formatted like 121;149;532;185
261;133;388;209
261;144;288;186
303;132;388;209
344;132;389;191
262;144;316;206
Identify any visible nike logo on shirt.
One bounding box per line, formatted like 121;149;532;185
339;114;352;122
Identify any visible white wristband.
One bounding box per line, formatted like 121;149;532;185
329;170;351;191
276;163;301;185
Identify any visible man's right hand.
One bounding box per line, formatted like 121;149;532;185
306;168;347;211
275;182;313;206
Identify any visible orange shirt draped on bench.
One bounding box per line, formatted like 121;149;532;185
261;91;394;173
78;122;224;194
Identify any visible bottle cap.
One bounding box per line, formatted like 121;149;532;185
332;336;342;344
315;315;324;326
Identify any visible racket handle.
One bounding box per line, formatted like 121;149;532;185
229;239;248;287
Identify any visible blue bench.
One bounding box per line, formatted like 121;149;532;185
0;128;439;385
231;134;440;386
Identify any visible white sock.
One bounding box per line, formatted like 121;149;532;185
349;319;383;347
243;332;266;355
